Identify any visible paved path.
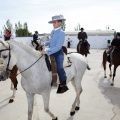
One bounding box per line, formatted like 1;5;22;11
0;49;120;120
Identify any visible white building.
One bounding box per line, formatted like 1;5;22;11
0;30;116;49
43;30;116;49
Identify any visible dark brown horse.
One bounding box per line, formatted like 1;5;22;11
77;41;91;70
0;64;18;103
77;41;90;57
102;48;120;86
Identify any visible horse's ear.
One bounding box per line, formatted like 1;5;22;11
0;40;9;48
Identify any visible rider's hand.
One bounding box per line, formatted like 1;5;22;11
41;50;46;55
40;43;44;47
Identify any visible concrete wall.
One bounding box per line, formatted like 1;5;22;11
64;35;114;49
0;35;114;49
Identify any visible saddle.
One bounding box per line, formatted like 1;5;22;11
45;46;72;87
106;47;120;63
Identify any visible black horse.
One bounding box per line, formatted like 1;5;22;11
77;40;90;57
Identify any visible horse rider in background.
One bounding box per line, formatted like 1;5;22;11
67;38;72;48
77;28;90;53
107;33;120;64
3;29;15;41
33;31;39;50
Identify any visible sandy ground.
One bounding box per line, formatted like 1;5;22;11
0;49;120;120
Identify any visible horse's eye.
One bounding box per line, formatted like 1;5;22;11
2;55;7;59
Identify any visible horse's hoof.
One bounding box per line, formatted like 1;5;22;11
52;117;58;120
70;111;75;116
75;106;80;111
9;99;14;103
110;83;114;86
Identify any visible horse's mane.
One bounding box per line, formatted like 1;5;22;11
8;40;41;56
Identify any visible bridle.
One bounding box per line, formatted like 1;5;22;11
0;42;43;76
0;43;11;72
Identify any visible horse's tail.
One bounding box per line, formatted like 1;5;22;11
102;50;107;69
87;64;91;70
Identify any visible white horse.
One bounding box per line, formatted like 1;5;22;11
0;36;49;103
0;40;87;120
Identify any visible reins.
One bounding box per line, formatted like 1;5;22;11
16;55;43;76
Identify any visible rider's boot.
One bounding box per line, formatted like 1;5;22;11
57;81;69;94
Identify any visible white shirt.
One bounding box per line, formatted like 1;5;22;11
54;27;61;31
67;39;72;42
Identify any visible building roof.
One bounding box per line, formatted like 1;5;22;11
40;30;116;36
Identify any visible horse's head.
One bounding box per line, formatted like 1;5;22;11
0;40;17;80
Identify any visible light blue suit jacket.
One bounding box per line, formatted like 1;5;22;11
45;28;65;55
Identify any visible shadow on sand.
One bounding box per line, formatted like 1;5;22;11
98;77;120;109
0;97;11;110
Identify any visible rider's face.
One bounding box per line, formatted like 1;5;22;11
117;36;120;39
53;21;61;29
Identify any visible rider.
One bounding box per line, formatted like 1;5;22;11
77;28;90;53
78;28;88;41
33;31;39;50
3;29;15;41
40;15;69;94
107;33;120;64
111;33;120;48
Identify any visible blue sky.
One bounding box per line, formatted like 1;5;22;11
0;0;120;34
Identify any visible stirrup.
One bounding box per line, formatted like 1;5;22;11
56;84;69;94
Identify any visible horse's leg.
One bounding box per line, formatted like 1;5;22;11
9;78;18;103
104;66;107;78
26;93;35;120
109;63;112;77
9;65;18;103
111;65;118;86
10;80;14;90
77;42;80;53
70;78;83;116
42;92;57;120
